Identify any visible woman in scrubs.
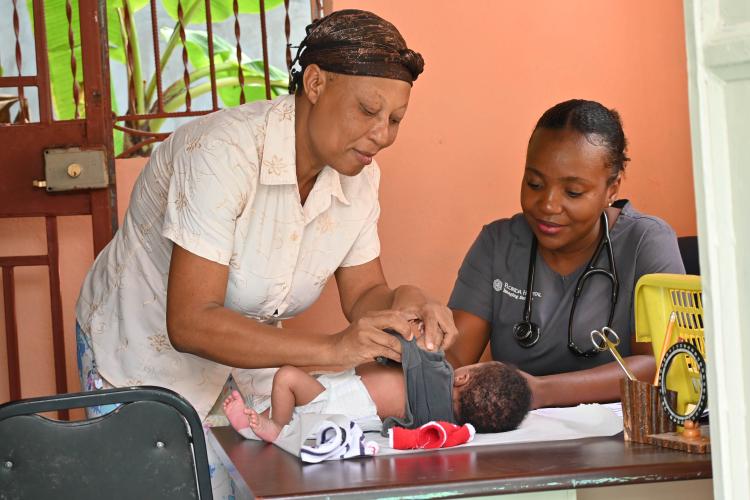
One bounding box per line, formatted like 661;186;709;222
447;99;685;408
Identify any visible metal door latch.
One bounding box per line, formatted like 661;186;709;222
34;147;109;191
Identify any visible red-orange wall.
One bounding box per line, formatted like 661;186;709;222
0;0;694;400
286;0;696;333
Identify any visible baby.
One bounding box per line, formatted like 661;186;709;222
223;357;531;443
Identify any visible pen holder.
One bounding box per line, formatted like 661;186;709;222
620;378;676;444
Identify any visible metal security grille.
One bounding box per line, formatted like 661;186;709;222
111;0;327;158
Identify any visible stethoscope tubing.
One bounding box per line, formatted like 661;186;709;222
514;211;620;356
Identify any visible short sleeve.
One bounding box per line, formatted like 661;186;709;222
340;166;381;267
635;221;686;276
161;113;259;265
629;220;685;333
448;225;495;322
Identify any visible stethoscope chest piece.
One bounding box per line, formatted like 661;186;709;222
513;321;540;348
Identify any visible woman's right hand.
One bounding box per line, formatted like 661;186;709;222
331;310;415;368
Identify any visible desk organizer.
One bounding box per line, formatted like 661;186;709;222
631;273;710;454
620;378;675;444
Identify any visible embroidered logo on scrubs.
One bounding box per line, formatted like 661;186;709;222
494;278;542;300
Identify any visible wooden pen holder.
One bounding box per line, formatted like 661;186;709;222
620;378;676;444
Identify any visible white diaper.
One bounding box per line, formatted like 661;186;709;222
294;369;381;431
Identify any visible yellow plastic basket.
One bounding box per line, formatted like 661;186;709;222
634;274;706;415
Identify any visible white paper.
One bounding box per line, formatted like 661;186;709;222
242;403;623;460
369;403;624;456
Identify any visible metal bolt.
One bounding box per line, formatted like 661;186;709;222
67;163;83;178
156;441;165;448
4;461;12;469
32;179;47;188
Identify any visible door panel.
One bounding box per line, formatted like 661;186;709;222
0;0;116;417
683;0;750;498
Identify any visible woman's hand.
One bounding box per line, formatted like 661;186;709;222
331;310;414;367
393;285;459;352
335;260;457;353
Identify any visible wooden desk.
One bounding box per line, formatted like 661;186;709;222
208;426;712;499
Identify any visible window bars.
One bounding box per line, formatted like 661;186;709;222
1;0;326;155
114;0;324;158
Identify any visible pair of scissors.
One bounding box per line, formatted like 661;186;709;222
590;327;636;381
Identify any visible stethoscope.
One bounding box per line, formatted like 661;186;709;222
512;211;620;357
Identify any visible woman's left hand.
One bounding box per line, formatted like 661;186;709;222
393;285;458;351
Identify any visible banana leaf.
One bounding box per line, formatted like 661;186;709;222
158;26;287;108
161;0;284;24
26;0;150;119
160;26;235;70
107;0;151;64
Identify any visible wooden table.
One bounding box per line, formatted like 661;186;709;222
208;426;712;499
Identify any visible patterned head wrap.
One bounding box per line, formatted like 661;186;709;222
289;9;425;93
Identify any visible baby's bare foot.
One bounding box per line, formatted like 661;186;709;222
223;390;252;432
245;407;282;442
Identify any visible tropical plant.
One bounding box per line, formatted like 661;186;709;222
27;0;289;155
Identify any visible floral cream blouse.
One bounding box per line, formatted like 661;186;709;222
76;94;382;420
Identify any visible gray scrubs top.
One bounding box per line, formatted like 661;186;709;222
448;201;685;376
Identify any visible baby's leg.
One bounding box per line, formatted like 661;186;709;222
221;390;283;442
270;365;325;427
222;390;253;433
243;406;282;442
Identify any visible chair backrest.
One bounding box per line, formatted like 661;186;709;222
0;386;212;500
678;236;700;275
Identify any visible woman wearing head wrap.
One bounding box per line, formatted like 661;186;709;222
75;9;453;496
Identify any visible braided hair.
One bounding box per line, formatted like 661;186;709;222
534;99;630;184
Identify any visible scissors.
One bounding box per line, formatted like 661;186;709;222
590;327;636;381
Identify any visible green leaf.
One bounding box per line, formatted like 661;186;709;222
109;42;126;65
242;59;288;81
159;26;288;86
159;26;235;70
111;84;124;155
25;0;151;119
218;82;268;107
113;127;125;156
216;72;287;106
106;1;150;67
25;0;83;119
161;0;284;24
107;0;151;10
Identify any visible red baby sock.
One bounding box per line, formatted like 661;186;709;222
389;421;447;449
437;421;475;448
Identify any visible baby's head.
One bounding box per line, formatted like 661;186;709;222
451;361;531;433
